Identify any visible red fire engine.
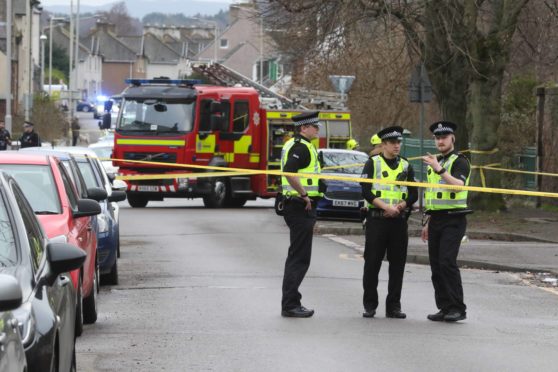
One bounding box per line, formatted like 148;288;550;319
112;78;352;208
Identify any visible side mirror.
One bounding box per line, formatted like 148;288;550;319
87;187;108;202
0;274;23;312
107;172;116;182
73;199;101;218
112;179;127;192
108;190;127;203
46;242;86;285
210;100;222;114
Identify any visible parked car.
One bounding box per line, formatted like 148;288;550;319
76;100;95;113
89;140;118;177
0;274;27;372
53;147;127;284
0;152;103;336
317;149;369;220
0;170;86;372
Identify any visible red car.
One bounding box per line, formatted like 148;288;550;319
0;152;103;336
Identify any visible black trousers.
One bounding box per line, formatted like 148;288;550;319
281;199;316;311
428;214;467;313
363;217;408;312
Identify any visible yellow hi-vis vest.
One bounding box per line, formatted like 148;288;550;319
280;137;322;197
367;155;409;208
425;153;470;211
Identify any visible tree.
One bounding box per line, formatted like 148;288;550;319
45;42;69;82
260;0;531;210
97;2;140;35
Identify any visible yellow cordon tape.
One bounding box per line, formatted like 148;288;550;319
102;157;558;199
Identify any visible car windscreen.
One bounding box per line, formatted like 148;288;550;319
321;151;369;174
117;98;195;133
0;164;62;214
90;146;112;159
76;160;101;189
0;194;17;267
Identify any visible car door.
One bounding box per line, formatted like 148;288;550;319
11;180;75;371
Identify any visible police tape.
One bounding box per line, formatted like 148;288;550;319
103;157;558;199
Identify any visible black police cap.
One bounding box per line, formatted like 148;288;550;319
292;111;321;127
429;121;457;136
377;126;404;141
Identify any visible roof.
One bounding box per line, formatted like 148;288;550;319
82;25;137;62
142;33;181;64
0;152;51;165
122;83;197;100
18;148;75;161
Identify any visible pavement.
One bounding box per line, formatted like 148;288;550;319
315;211;558;278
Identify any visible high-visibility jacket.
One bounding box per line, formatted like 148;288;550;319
367;155;409;208
425;153;470;211
280;137;322;197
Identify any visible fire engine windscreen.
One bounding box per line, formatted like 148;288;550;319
117;99;195;132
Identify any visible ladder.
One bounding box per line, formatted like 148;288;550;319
192;63;297;109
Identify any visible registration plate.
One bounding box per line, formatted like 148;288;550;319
137;185;159;192
333;200;358;207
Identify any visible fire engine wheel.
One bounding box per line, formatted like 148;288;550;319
128;194;149;208
203;178;227;208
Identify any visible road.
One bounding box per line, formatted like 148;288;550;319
76;199;558;371
75;111;105;145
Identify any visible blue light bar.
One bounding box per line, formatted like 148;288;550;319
125;79;202;86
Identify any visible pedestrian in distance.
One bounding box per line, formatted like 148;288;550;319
71;117;81;146
421;121;472;322
360;126;418;319
0;119;12;151
19;121;41;148
280;111;324;318
369;134;382;157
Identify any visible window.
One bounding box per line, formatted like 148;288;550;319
59;163;79;212
0;192;17;267
199;99;212;132
232;101;249;133
12;182;45;273
77;160;101;189
220;38;228;48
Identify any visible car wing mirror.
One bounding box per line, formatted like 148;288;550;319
45;242;86;286
111;179;127;191
108;190;127;203
0;274;23;312
87;187;108;202
73;199;101;218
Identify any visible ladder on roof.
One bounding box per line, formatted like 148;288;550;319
192;63;297;109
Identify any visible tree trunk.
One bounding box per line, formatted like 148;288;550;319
468;76;506;210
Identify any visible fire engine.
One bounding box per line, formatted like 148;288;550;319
112;77;353;208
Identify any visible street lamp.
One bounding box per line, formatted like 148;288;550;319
48;16;66;97
40;34;47;91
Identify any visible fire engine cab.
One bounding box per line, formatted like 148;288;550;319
112;78;353;208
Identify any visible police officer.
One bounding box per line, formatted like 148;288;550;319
360;126;417;318
421;121;471;322
19;121;41;148
280;111;323;318
0;120;11;151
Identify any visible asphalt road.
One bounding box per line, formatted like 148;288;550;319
76;198;558;371
75;111;103;144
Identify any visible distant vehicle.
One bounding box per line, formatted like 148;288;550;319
93;95;109;119
317;149;368;220
0;170;86;372
76;100;95;113
0;274;27;372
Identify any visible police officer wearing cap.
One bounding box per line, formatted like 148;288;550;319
360;126;418;319
19;121;41;148
280;111;323;318
421;121;471;322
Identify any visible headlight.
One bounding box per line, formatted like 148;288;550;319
97;214;109;233
13;302;35;347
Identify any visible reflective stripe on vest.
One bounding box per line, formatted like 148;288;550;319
425;153;470;210
280;137;322;197
366;155;409;208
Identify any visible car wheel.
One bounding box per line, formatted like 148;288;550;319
127;194;148;208
102;259;118;286
83;265;98;324
82;105;90;112
74;275;83;337
203;178;227;208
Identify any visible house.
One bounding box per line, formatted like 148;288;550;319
193;3;285;85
